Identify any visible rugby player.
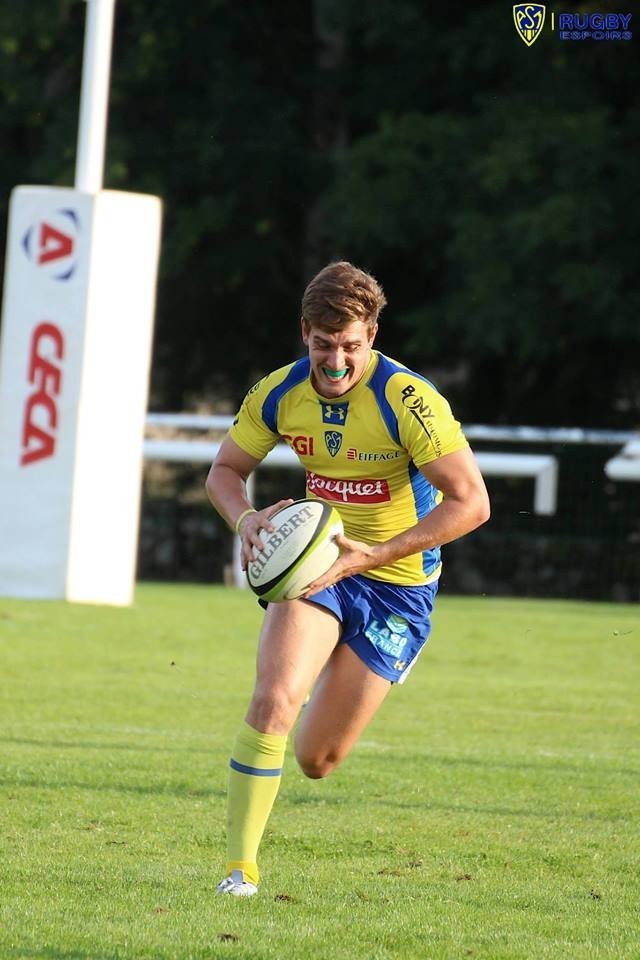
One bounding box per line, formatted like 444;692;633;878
206;261;490;896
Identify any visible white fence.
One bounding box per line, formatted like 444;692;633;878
145;414;640;492
144;414;639;587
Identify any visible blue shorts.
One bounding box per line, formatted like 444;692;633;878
306;574;439;684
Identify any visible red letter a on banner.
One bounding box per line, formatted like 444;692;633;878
38;222;73;264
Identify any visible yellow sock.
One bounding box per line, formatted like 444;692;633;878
224;721;287;887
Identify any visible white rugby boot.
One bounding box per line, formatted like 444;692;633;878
215;869;258;897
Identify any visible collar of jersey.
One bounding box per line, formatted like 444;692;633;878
307;350;380;403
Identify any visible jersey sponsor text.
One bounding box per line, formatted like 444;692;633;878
347;447;401;461
306;471;391;503
282;434;314;455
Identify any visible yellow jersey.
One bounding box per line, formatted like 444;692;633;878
229;350;468;586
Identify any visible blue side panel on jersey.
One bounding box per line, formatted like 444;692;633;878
375;352;440;394
261;357;311;433
366;354;401;443
367;353;441;446
408;461;441;576
369;352;442;578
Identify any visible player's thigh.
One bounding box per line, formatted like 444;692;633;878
294;643;391;778
247;599;341;732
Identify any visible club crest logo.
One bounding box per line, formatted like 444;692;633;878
513;4;546;45
321;402;348;425
324;431;342;457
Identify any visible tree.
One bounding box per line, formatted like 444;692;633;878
1;1;638;425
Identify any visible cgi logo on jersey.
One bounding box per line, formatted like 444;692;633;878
282;434;315;456
22;208;80;280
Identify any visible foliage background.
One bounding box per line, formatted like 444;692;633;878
1;1;638;599
1;0;639;425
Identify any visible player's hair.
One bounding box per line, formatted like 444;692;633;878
301;261;387;333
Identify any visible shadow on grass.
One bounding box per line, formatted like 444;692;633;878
3;950;128;960
377;749;640;780
1;950;214;960
0;775;224;800
1;736;212;756
385;795;631;823
283;789;631;823
2;943;233;960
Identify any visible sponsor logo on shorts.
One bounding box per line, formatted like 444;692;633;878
365;615;409;658
347;447;401;462
306;471;391;503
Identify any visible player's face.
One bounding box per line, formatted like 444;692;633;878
302;319;378;398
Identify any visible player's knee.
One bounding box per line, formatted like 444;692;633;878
247;686;300;734
296;749;340;780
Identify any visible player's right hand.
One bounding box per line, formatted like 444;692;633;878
237;499;294;570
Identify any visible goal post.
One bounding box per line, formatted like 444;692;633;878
0;0;162;604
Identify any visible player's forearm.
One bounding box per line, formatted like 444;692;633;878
370;492;490;569
205;461;253;531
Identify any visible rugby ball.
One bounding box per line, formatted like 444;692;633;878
246;499;343;602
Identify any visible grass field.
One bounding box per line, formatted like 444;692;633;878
1;584;638;960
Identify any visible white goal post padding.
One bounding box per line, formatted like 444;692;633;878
0;185;162;604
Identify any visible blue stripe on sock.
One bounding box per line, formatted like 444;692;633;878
229;758;282;777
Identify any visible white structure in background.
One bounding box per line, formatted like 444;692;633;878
0;0;162;605
144;414;565;588
605;437;640;481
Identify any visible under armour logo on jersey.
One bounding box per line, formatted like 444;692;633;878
321;402;348;424
324;431;342;457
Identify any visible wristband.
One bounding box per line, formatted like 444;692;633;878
235;507;257;534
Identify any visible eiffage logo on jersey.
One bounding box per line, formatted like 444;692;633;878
306;471;391;504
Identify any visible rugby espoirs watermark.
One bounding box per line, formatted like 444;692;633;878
513;5;633;45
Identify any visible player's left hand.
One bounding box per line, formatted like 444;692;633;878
302;533;380;597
